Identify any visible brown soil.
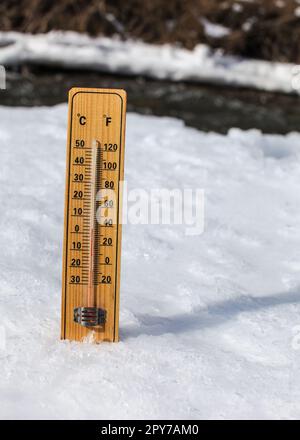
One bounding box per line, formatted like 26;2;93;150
1;0;300;63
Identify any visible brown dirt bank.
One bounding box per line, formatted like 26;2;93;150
1;0;300;63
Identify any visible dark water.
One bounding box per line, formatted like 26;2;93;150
1;67;300;134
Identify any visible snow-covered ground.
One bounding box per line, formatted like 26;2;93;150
0;31;299;95
0;105;300;419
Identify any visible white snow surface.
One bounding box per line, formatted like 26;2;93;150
0;31;299;95
0;105;300;419
201;19;231;39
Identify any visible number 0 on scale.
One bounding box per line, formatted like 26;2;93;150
61;88;127;342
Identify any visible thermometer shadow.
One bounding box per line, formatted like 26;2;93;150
121;288;300;339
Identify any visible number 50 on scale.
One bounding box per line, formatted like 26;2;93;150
61;88;127;343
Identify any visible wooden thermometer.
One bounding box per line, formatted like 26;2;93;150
61;88;127;342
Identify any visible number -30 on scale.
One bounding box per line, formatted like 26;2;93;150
61;88;127;342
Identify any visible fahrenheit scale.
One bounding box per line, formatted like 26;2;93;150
61;88;127;342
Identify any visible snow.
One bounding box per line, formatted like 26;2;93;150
201;19;231;38
232;3;244;12
0;31;299;95
0;105;300;419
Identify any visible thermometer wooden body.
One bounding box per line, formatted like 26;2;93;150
61;88;127;342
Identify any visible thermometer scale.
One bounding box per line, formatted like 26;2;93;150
61;88;127;342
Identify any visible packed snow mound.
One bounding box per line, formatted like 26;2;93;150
0;31;299;95
0;105;300;419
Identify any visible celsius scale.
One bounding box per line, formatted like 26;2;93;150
61;88;127;342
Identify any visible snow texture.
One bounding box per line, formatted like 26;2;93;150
0;105;300;419
0;31;299;95
201;19;231;38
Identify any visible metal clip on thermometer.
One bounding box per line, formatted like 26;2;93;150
61;88;127;342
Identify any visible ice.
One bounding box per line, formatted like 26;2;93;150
0;105;299;419
0;31;299;95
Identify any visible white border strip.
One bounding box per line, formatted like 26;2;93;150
0;65;5;89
